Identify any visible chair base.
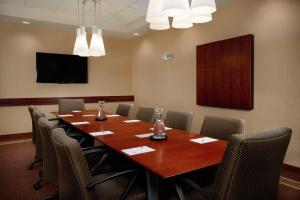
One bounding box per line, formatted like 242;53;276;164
33;171;43;190
27;156;42;170
43;193;59;200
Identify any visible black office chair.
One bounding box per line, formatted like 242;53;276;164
116;103;133;117
27;105;43;170
172;127;292;200
51;128;146;200
136;106;156;123
164;110;193;131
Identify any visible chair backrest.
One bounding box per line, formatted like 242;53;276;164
200;115;246;140
52;128;93;200
58;99;85;113
115;103;133;117
38;117;59;184
28;105;38;145
164;110;193;131
136;106;156;123
33;109;46;159
213;127;292;200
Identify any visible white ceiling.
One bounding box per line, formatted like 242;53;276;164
0;0;234;38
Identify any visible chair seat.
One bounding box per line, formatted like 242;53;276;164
93;173;146;200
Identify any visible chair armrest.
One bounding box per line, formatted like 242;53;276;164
82;146;110;155
86;169;137;190
48;117;59;121
178;178;211;200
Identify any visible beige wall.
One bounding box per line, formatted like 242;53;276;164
132;0;300;167
0;22;133;134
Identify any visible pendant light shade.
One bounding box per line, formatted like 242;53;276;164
172;15;193;29
190;13;212;23
90;25;106;57
146;0;165;24
150;21;170;30
162;0;190;18
77;26;89;57
191;0;216;15
73;28;81;55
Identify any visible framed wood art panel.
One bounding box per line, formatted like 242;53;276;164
196;34;254;110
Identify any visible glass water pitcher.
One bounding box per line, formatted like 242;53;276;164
96;101;106;120
153;108;166;140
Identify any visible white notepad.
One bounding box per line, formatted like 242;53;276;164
121;146;155;156
190;137;218;144
82;114;96;117
58;114;74;118
89;131;114;136
71;121;90;125
72;110;82;113
149;127;172;131
136;133;154;138
106;114;120;117
124;120;141;123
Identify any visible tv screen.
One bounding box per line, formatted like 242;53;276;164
36;52;88;83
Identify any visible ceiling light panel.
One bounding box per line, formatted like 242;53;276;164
26;0;63;11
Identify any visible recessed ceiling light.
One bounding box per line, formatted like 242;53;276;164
133;32;140;36
22;21;30;25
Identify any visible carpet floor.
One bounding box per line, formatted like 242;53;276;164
0;140;299;200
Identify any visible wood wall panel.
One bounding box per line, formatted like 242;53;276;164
196;35;254;110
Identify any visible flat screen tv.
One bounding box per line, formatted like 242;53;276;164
36;52;88;83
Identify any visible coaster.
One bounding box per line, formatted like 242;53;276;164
149;135;167;141
95;117;108;121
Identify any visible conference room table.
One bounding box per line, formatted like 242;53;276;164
53;110;227;200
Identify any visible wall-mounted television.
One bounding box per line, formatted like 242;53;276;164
36;52;88;83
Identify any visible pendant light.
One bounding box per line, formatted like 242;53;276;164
77;26;89;57
146;0;167;24
191;0;217;15
190;13;212;23
73;0;106;57
90;26;106;56
150;21;170;30
172;14;193;29
162;0;190;18
89;0;106;57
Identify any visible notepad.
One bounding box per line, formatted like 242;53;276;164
136;133;154;138
72;110;82;113
89;131;114;136
106;114;120;117
124;120;141;123
58;114;74;118
82;114;96;117
121;146;155;156
71;121;90;125
150;127;172;131
190;137;218;144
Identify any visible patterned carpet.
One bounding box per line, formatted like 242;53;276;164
0;140;299;200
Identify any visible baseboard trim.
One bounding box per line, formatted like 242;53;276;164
282;164;300;174
0;132;32;142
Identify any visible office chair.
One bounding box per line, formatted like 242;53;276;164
58;99;85;112
200;115;246;140
164;110;194;131
51;128;146;200
115;103;133;117
136;106;156;123
173;127;292;200
27;105;42;170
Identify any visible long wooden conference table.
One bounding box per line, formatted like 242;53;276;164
54;110;227;200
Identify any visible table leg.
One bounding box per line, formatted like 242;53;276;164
147;170;159;200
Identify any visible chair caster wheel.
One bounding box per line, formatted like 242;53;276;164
33;182;41;190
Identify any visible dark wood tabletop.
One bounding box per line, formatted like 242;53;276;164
53;110;227;179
